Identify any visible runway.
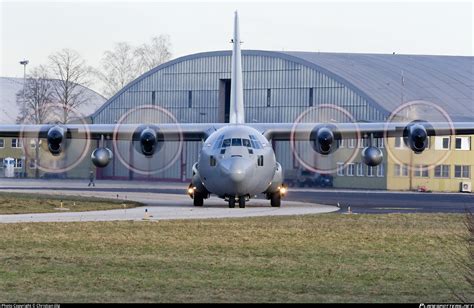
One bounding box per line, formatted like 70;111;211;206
0;178;472;223
0;179;339;223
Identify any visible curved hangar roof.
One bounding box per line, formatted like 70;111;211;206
283;51;474;121
94;50;474;122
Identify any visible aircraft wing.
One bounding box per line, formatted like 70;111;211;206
250;122;474;140
0;123;227;142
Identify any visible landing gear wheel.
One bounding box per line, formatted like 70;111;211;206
193;192;204;207
270;193;281;207
238;197;246;208
228;197;236;208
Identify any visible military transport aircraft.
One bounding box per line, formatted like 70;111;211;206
1;12;473;208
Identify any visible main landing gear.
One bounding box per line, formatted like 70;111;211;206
267;185;287;207
188;184;206;207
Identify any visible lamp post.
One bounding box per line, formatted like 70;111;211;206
19;59;29;177
19;59;29;103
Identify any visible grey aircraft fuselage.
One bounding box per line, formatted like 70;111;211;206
192;125;283;199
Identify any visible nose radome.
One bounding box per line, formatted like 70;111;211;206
220;157;254;184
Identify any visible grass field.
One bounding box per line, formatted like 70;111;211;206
0;192;142;214
0;213;472;303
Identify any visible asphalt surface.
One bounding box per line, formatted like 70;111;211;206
0;179;340;223
1;178;473;215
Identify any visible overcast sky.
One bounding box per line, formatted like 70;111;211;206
1;0;472;81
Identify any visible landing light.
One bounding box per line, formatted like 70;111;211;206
279;186;287;196
188;187;196;195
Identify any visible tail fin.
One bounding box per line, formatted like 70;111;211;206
229;11;245;124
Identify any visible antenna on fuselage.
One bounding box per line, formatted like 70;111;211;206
229;11;245;124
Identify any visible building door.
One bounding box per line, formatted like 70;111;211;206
218;79;231;123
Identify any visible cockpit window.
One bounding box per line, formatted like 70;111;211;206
249;135;262;149
231;138;242;146
222;139;231;148
213;135;225;150
242;139;251;147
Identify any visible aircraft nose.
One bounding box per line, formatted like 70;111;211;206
220;157;254;184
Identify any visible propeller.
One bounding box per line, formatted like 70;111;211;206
290;104;361;174
19;106;91;174
112;105;183;175
384;100;454;171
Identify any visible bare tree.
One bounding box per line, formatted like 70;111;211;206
16;65;55;125
134;35;172;75
95;42;138;98
15;65;55;178
96;36;172;98
49;49;91;123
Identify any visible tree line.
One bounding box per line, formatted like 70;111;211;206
16;35;172;125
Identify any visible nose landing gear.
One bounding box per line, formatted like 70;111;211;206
228;196;246;208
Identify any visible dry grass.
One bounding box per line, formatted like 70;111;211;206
0;213;472;303
0;192;142;214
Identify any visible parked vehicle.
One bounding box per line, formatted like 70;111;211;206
285;169;333;188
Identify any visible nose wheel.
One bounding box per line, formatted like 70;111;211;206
228;197;246;208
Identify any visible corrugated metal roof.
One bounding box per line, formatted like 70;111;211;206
279;51;474;121
93;50;474;122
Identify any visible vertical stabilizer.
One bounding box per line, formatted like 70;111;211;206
229;11;245;124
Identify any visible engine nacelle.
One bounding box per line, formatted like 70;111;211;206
310;125;340;155
47;126;65;156
91;147;113;168
362;146;383;166
403;122;429;154
133;126;163;157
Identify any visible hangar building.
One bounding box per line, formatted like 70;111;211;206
90;50;474;192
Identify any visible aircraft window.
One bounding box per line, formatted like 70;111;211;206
249;135;262;149
231;138;242;146
248;148;253;154
222;139;231;148
213;135;225;150
242;139;251;147
220;149;226;155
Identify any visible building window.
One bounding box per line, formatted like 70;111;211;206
455;137;470;151
346;163;355;176
434;165;450;178
309;88;313;107
0;139;4;148
377;164;384;177
347;139;355;148
395;137;404;149
414;165;429;178
0;157;3;168
338;139;345;148
266;89;271;107
188;91;192;108
394;164;408;177
454;165;470;178
337;162;344;176
151;91;156;105
356;163;364;176
14;158;23;168
435;137;450;150
11;138;22;148
377;138;384;149
367;166;374;177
